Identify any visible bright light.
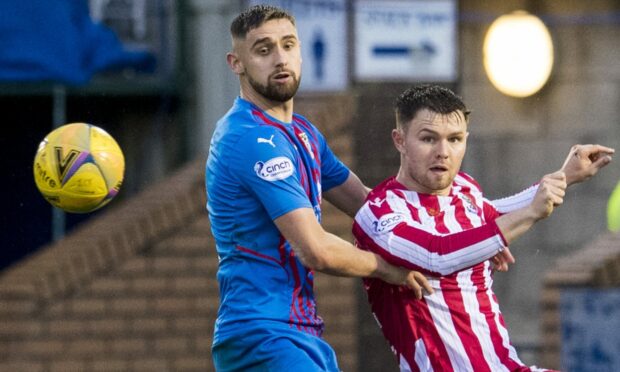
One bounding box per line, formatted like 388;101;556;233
483;11;554;97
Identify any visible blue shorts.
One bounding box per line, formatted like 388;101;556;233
212;321;339;372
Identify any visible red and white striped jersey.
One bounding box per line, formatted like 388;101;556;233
353;174;555;372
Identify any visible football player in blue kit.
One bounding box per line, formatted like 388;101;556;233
206;5;434;371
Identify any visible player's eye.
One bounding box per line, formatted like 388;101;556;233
421;136;435;143
449;136;463;143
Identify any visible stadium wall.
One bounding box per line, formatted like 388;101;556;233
541;231;620;370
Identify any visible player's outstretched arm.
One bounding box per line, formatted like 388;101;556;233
491;144;614;214
352;172;566;276
489;144;612;270
274;207;433;298
495;171;566;243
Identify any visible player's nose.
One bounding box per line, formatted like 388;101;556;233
273;45;288;67
435;140;449;158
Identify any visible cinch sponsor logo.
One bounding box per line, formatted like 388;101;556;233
373;213;405;233
254;157;294;181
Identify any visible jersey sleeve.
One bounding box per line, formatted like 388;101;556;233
317;131;350;192
352;193;508;276
229;125;312;220
482;197;502;221
490;184;538;214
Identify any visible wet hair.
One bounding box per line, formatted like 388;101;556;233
394;85;470;130
230;5;296;39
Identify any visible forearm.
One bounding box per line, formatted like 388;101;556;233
275;207;390;279
307;232;387;278
494;206;540;244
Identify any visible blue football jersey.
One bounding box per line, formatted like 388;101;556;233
206;97;349;341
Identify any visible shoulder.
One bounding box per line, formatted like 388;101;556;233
243;127;297;158
366;177;405;203
293;114;324;138
454;171;483;193
218;98;288;136
355;178;413;234
213;106;256;146
359;177;410;217
292;113;316;129
214;124;297;177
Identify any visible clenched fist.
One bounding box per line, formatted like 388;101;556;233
531;171;567;220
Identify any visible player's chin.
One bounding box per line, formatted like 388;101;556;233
427;178;452;191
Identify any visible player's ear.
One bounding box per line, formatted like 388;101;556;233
227;52;244;75
392;128;405;154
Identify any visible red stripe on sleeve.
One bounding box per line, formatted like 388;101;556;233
394;220;502;255
483;200;501;219
353;221;437;276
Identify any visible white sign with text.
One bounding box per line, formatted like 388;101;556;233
354;0;457;81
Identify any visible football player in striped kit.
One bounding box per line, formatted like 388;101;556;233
352;85;614;372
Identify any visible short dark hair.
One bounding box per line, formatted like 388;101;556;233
394;85;470;129
230;5;296;39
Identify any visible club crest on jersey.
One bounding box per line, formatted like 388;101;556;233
373;212;405;233
254;156;294;181
297;132;315;159
461;195;480;214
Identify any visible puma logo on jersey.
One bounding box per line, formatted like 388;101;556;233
257;135;275;148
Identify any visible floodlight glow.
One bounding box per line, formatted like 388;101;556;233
483;11;554;97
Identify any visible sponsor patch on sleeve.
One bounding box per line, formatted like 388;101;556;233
254;156;295;181
372;212;406;233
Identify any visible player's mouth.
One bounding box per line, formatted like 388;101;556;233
429;165;449;173
272;71;293;83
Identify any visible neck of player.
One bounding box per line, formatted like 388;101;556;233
240;85;294;124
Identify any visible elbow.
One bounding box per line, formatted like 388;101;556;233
426;237;459;275
293;228;339;271
299;250;330;271
293;243;330;271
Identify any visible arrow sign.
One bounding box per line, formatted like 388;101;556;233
372;42;437;57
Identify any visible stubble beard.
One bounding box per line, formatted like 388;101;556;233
247;71;301;103
407;166;455;195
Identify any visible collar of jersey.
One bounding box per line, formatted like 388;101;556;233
236;96;295;126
